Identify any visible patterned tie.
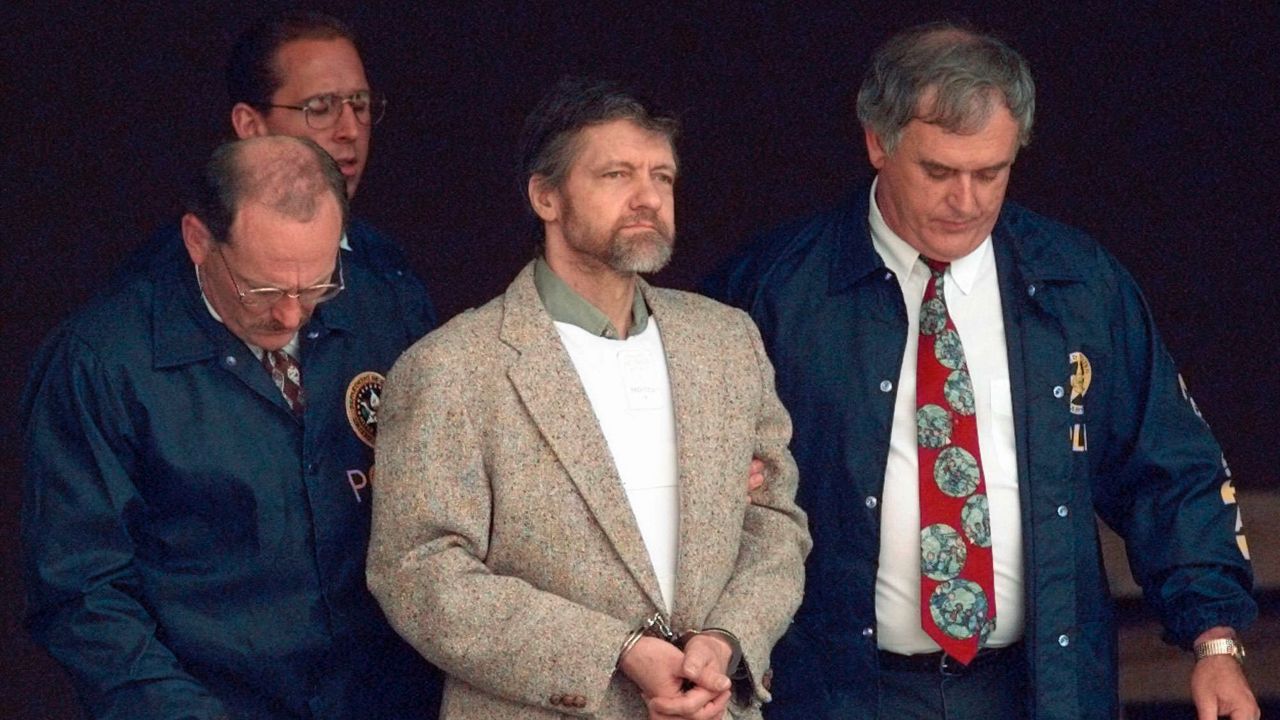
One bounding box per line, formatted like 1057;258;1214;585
916;258;996;664
262;349;306;416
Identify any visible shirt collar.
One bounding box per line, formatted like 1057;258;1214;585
867;175;993;297
533;257;649;339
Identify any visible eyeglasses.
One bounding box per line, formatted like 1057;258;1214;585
268;90;387;130
215;246;345;307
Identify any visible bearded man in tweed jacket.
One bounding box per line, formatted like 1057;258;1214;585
367;77;811;719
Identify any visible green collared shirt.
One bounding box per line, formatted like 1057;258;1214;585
533;258;650;339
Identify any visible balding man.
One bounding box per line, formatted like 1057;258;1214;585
22;135;440;720
118;10;436;337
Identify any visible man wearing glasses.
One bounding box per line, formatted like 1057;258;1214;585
21;136;441;719
119;10;436;339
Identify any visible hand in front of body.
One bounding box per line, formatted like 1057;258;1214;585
619;635;731;720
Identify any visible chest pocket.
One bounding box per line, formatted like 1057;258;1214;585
987;377;1018;477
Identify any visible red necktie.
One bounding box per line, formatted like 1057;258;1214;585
917;258;996;664
262;349;306;416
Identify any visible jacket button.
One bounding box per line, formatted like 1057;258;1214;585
1052;385;1065;398
862;626;875;638
549;694;562;705
865;496;878;509
883;271;894;281
307;329;321;340
879;380;893;392
1028;283;1038;297
1057;505;1069;518
1058;634;1070;647
223;355;237;368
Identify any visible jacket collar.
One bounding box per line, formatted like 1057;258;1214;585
828;183;884;294
991;208;1088;284
151;255;357;370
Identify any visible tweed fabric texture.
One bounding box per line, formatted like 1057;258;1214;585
368;262;811;719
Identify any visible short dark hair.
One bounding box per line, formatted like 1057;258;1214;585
185;136;349;245
227;11;358;108
856;21;1035;152
519;76;680;193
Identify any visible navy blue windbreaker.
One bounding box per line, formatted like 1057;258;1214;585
23;232;441;719
705;185;1255;720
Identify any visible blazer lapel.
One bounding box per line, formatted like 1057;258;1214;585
641;284;729;626
500;263;666;611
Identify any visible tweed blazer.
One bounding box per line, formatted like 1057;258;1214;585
368;262;810;719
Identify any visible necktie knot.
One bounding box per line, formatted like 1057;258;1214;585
922;257;949;277
262;349;305;416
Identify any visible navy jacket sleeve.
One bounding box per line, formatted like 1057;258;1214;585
1089;257;1255;648
21;327;229;720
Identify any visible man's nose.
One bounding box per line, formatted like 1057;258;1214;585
332;101;361;141
946;175;978;215
271;295;306;330
630;176;663;210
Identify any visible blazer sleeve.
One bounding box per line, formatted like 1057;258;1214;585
21;329;229;720
367;337;632;715
700;311;812;706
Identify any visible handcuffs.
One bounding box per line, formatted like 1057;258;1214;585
617;611;750;705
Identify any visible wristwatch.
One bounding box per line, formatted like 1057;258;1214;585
1194;637;1246;664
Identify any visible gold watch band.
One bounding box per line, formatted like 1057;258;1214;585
1193;637;1245;663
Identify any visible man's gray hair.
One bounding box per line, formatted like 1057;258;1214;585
186;135;349;245
856;22;1035;153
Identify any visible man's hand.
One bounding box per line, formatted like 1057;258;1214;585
645;634;733;720
1190;627;1259;720
747;458;765;501
618;636;687;702
620;634;733;720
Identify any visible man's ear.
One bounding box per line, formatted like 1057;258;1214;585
181;213;213;265
527;175;560;224
230;102;270;139
864;126;889;170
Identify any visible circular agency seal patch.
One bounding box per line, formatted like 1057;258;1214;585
345;371;385;448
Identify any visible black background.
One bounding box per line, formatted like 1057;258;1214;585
2;2;1277;717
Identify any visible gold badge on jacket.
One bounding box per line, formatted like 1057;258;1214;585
1219;464;1250;561
1068;351;1091;452
345;371;385;448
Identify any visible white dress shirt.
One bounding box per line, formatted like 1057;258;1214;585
868;179;1025;653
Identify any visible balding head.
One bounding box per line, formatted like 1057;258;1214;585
186;135;348;246
180;135;348;350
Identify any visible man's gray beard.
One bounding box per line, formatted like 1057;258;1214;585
609;229;674;274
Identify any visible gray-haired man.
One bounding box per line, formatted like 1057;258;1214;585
708;21;1258;720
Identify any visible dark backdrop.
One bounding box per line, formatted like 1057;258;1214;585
2;2;1277;718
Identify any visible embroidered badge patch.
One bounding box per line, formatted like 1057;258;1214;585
1068;351;1092;416
345;371;385;448
1069;351;1092;452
